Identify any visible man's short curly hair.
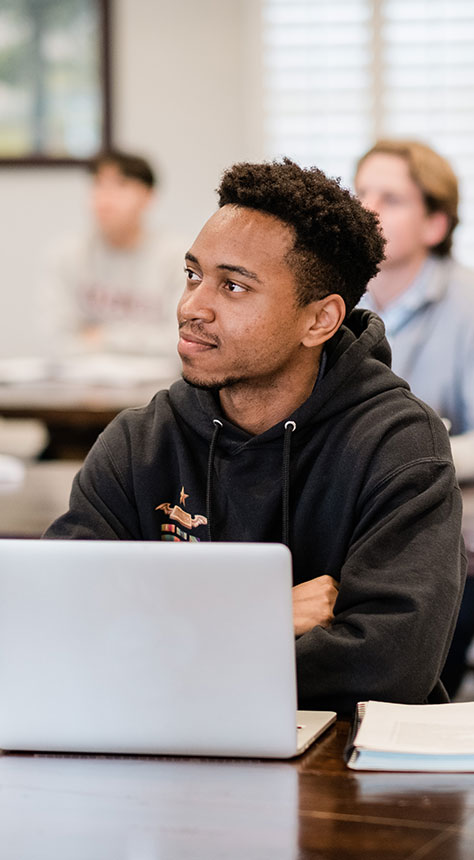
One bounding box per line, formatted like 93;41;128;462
217;158;385;314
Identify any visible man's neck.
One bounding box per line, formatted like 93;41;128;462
218;352;321;436
368;252;428;311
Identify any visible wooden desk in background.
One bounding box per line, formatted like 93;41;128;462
0;720;473;858
0;460;81;536
0;380;163;459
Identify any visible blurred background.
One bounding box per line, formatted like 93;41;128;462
0;0;473;357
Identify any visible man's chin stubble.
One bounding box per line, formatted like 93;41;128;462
181;372;243;392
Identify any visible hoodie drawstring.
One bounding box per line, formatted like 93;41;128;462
205;417;296;547
282;421;296;547
206;419;223;541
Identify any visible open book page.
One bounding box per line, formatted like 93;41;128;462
354;700;474;755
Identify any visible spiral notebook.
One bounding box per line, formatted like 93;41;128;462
345;700;474;771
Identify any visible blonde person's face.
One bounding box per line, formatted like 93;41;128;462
355;153;432;269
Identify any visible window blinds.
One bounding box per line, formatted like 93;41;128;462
262;0;474;264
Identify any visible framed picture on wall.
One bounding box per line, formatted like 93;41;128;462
0;0;111;165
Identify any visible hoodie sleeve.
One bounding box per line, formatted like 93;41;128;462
42;429;141;540
296;456;467;715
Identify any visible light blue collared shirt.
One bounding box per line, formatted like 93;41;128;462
359;256;474;436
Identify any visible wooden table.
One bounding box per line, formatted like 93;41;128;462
0;721;473;859
0;379;168;459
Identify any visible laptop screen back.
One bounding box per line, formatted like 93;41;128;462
0;540;298;757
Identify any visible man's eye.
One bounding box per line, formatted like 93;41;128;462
184;268;200;282
383;194;403;206
226;281;246;293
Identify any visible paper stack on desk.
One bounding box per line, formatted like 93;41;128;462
345;700;474;771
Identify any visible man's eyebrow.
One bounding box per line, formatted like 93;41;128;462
185;252;261;283
185;252;199;265
217;264;261;282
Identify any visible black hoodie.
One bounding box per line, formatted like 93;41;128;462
44;310;466;714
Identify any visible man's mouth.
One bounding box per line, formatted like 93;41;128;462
178;328;218;356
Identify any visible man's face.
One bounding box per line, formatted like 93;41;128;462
91;163;152;241
177;206;315;390
355;153;434;269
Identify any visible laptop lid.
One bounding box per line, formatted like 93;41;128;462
0;539;334;758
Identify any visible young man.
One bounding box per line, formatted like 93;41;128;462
44;159;466;715
39;149;184;359
355;140;474;698
355;140;474;483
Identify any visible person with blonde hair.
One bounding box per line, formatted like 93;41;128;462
355;139;474;480
355;139;474;697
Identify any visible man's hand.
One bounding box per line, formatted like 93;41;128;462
292;575;339;636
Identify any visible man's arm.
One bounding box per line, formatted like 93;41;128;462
293;576;339;635
295;458;466;715
43;431;140;540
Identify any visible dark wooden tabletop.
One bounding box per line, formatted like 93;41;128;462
1;720;474;858
295;719;474;858
0;379;166;458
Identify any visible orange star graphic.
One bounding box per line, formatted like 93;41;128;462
179;486;189;507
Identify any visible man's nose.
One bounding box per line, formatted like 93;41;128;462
178;281;215;322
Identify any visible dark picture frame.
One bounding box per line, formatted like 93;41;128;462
0;0;111;166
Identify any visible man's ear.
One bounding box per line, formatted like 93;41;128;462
423;210;449;249
302;294;346;348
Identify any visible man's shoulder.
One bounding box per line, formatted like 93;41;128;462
438;257;474;306
108;387;175;432
355;386;456;495
103;379;194;440
346;374;454;463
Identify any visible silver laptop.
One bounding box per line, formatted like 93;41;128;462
0;539;336;758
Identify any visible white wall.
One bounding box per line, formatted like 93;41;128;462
0;0;263;357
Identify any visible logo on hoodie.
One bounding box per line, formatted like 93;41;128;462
155;486;207;541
